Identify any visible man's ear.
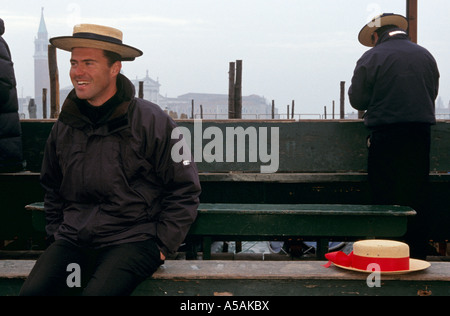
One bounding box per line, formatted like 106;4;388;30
371;32;378;45
111;61;122;76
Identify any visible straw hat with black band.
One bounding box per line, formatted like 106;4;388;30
50;24;143;61
358;13;409;47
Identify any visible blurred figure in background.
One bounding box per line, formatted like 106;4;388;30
0;18;23;172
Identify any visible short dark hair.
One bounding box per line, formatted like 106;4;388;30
375;24;399;36
103;50;122;67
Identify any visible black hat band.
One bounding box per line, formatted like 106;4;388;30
73;32;123;45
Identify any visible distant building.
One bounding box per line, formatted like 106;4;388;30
435;96;450;119
130;71;273;119
34;8;50;118
131;70;161;105
161;93;273;119
17;97;32;119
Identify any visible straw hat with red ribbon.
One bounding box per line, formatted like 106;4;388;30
323;239;430;274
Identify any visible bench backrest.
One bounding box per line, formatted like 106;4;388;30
20;119;450;173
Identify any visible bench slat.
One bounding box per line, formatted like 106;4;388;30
25;202;415;259
2;260;450;296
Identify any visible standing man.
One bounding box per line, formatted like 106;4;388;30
349;14;439;259
20;24;201;295
0;18;23;172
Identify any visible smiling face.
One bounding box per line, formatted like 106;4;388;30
70;47;121;106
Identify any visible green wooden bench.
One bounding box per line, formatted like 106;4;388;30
1;120;448;251
25;202;416;259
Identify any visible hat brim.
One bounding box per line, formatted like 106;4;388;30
358;14;408;47
50;36;143;61
332;258;430;275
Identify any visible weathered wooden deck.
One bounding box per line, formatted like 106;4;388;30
1;259;449;296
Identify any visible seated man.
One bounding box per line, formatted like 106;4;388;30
20;24;201;296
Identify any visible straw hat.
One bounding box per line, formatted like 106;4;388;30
358;13;408;47
50;24;142;61
324;240;430;274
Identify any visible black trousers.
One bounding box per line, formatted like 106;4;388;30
19;238;163;296
367;123;431;258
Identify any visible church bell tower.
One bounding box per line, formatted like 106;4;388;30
34;7;50;118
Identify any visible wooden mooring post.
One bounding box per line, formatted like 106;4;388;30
340;81;345;119
228;62;235;118
42;88;47;119
291;100;295;119
228;60;242;119
48;45;60;118
138;81;144;98
234;60;242;119
406;0;418;43
332;100;335;119
271;100;275;119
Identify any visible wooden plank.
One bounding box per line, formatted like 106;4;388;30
148;260;450;281
26;203;414;240
18;120;450;173
195;203;415;215
189;206;412;239
2;260;450;296
135;260;450;296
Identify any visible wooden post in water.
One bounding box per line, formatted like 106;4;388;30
234;60;242;119
138;81;144;98
406;0;418;43
228;62;235;119
340;81;345;119
228;60;242;119
291;100;295;119
332;100;335;119
42;88;47;119
48;45;60;118
271;100;275;119
28;98;36;119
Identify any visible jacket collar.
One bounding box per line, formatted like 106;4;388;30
58;73;135;134
375;27;409;46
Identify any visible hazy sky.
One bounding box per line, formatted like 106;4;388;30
1;0;449;114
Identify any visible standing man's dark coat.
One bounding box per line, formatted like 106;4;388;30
348;14;440;259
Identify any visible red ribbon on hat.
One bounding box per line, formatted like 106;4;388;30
323;251;410;272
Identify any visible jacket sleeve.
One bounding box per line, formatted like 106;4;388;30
348;56;374;111
39;122;65;240
149;116;201;256
0;81;9;104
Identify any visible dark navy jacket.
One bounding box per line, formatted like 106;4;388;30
41;74;201;257
0;19;23;172
348;29;439;127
